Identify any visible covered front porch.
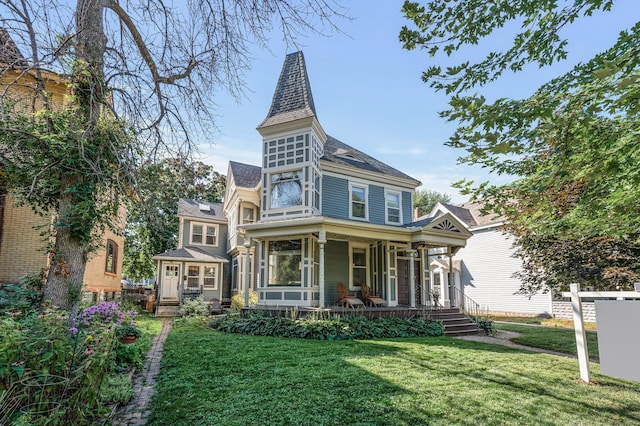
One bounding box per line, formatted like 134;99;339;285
238;213;471;309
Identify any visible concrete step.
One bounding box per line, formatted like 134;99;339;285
156;305;181;317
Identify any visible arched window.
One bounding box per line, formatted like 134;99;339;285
105;239;118;274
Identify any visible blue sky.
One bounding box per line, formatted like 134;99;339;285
197;1;639;203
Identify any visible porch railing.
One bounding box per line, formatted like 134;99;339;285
450;286;486;322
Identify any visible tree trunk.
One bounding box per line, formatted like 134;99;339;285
43;180;87;308
42;0;107;309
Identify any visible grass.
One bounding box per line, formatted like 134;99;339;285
489;315;597;331
495;322;600;360
147;323;640;426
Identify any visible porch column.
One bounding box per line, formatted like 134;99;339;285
243;239;251;307
408;248;416;308
318;230;326;308
447;247;454;308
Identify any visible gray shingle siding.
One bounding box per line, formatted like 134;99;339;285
368;185;385;225
402;191;413;224
322;175;349;219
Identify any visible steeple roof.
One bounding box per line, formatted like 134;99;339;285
257;51;316;129
0;28;28;68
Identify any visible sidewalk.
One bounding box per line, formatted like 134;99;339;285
457;329;599;362
111;319;172;426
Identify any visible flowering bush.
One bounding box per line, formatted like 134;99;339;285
0;301;142;424
230;290;258;311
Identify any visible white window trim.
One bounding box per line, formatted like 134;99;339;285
268;168;304;211
202;264;220;290
349;242;370;291
186;263;220;290
349;182;368;221
190;221;219;247
385;189;403;225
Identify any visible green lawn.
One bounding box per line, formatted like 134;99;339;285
495;322;600;360
147;323;640;426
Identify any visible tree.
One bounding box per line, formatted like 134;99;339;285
0;0;346;308
400;1;640;292
413;189;451;218
123;157;225;282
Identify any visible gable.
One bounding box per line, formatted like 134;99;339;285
425;213;473;238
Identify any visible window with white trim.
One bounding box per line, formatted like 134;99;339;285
203;265;218;289
385;190;402;224
270;170;302;208
186;264;219;290
350;244;369;290
349;183;367;220
190;222;218;246
242;207;255;224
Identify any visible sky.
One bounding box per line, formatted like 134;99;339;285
196;1;639;204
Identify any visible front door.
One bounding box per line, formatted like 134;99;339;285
397;259;421;306
162;263;180;300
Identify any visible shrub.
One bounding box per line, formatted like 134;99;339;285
99;373;134;405
0;273;44;317
179;296;209;317
476;318;495;336
230;290;258;311
209;311;443;340
0;301;144;424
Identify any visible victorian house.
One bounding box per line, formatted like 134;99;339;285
223;51;472;309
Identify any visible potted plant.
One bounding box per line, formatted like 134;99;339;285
116;323;142;344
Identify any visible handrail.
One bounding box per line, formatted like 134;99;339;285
450;286;486;322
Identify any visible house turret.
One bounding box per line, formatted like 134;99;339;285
257;51;325;220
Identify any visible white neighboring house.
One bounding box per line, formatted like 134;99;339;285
428;202;553;316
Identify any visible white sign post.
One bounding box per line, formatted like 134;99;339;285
562;285;640;384
569;283;591;383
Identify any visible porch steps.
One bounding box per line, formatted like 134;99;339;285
155;304;181;317
435;308;481;336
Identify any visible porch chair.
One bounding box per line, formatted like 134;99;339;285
335;282;366;309
209;298;224;315
360;284;387;307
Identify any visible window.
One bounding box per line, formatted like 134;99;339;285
203;266;217;289
187;266;200;290
105;240;118;274
190;222;218;246
351;245;368;290
270;170;302;208
242;207;255;224
385;191;402;224
267;240;302;286
350;183;367;220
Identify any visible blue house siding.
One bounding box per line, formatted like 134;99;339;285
181;219;229;257
322;175;349;219
368;185;385;225
402;191;413;224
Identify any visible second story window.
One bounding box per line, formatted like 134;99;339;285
191;222;218;246
386;191;401;224
271;170;302;208
242;207;255;224
350;183;367;220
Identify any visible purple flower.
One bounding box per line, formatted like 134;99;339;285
69;327;78;334
84;349;94;355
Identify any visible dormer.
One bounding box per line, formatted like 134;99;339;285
257;51;326;220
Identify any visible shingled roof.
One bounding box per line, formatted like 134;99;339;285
178;198;226;222
439;202;504;228
257;51;316;129
0;28;28;68
322;135;420;185
229;161;261;188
